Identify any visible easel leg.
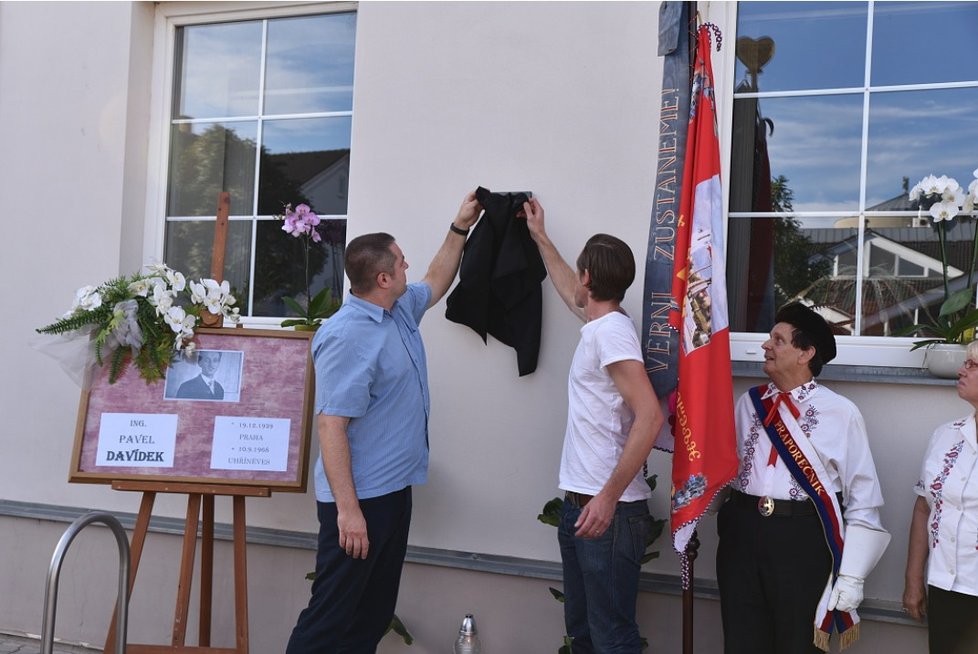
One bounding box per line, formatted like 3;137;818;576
233;496;249;654
171;494;202;647
199;495;214;647
105;491;156;654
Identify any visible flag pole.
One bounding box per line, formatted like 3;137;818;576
682;530;699;654
681;10;699;654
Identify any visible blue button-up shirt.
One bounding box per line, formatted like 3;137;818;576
311;282;432;502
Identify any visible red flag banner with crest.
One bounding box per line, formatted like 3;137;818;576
667;24;738;557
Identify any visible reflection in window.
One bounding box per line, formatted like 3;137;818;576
164;11;357;321
727;1;978;338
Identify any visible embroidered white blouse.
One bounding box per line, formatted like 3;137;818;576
914;414;978;595
733;380;886;532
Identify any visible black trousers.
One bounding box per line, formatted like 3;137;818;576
716;498;831;654
928;585;978;654
286;488;412;654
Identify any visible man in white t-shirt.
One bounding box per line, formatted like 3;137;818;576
524;197;664;653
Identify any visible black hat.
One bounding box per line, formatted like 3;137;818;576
775;303;837;364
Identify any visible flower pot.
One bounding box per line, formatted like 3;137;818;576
293;324;320;333
924;344;968;378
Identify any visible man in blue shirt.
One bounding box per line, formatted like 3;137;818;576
287;191;483;653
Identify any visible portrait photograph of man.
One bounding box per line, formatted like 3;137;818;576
164;349;243;402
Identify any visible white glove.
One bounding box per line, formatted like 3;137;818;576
826;525;891;613
827;575;863;612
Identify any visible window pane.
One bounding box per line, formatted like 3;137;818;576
859;221;976;336
264;13;357;115
734;2;866;92
258;117;352;216
168;122;258;217
163;220;253;314
872;2;978;87
867;87;978;208
729;95;863;213
252;218;346;317
173;22;262;119
726;216;840;333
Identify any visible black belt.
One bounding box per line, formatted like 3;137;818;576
729;489;817;517
565;491;594;508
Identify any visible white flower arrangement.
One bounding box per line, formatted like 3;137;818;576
903;168;978;348
37;263;240;383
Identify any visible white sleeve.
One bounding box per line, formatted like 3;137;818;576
839;407;887;533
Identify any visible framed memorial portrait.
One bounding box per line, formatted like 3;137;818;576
69;328;315;491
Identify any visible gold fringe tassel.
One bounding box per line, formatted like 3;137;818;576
839;622;861;650
813;622;861;652
813;627;830;652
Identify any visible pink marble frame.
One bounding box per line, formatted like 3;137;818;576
70;328;314;492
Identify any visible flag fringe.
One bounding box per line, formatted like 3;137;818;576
813;627;830;652
812;622;860;652
840;622;860;650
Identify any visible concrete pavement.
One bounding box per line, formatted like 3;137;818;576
0;632;99;654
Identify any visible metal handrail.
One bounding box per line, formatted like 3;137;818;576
40;511;130;654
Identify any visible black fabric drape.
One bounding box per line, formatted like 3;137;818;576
446;186;547;376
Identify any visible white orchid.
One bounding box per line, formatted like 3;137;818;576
165;269;187;292
930;200;961;223
128;278;153;297
152;283;175;314
965;169;978;213
164;306;188;333
71;285;102;312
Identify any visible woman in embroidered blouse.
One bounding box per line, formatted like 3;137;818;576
902;339;978;654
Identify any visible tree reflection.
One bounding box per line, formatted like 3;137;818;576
165;124;348;318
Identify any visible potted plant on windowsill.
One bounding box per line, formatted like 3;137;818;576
898;170;978;376
277;203;341;331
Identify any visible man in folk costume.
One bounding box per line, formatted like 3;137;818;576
716;302;890;653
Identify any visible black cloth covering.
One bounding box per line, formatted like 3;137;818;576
446;186;547;376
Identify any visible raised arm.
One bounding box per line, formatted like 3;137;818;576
319;414;369;559
523;197;586;322
421;191;483;308
574;358;663;537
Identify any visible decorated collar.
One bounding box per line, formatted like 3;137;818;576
954;414;978;452
762;379;819;403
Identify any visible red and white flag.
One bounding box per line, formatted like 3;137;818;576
666;24;738;556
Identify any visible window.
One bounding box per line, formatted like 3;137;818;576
724;1;978;362
160;8;356;321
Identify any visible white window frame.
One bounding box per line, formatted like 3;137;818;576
703;0;940;369
143;1;358;328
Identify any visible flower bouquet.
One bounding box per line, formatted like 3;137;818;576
901;169;978;350
277;203;340;329
36;264;240;383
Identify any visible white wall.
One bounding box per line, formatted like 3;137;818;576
348;0;663;562
0;1;156;508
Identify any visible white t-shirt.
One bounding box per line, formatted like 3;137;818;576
559;311;651;502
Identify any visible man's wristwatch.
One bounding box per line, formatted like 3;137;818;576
449;222;469;236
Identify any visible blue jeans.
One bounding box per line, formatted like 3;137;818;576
558;496;652;654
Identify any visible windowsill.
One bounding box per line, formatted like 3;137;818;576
732;361;958;386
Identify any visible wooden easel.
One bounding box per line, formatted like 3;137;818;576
104;481;271;654
103;192;264;653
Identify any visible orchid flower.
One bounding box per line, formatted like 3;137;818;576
71;285;103;312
